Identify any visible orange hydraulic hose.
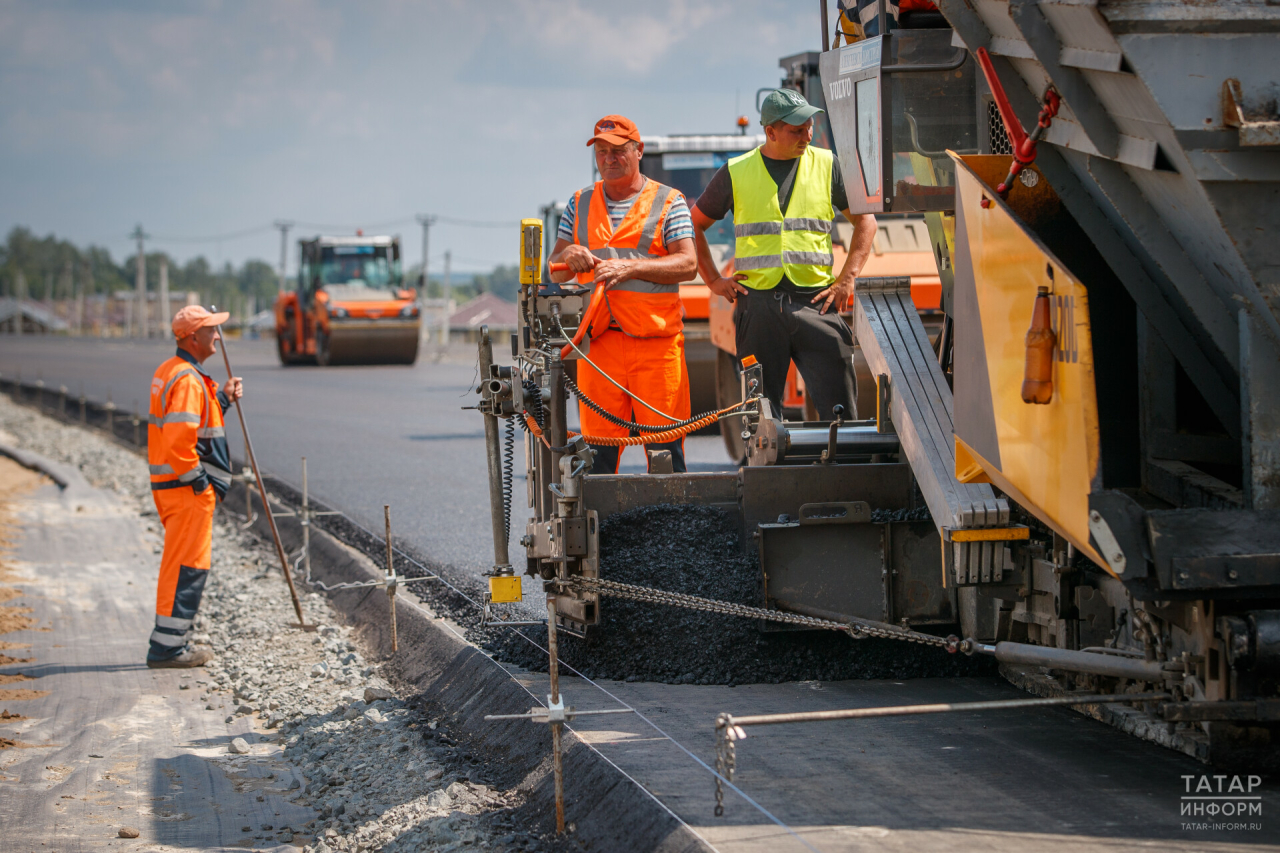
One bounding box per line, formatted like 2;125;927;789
522;404;744;450
548;261;609;360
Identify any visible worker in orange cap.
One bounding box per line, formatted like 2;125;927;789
548;115;698;473
145;306;242;668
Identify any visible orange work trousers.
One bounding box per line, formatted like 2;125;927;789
148;484;215;658
576;330;690;473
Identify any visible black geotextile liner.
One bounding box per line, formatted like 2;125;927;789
477;504;997;685
255;475;993;685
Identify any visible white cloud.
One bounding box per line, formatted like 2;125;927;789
0;0;814;270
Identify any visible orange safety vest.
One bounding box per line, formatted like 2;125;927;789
148;352;232;496
572;179;683;338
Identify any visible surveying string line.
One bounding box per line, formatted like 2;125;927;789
247;468;817;845
393;595;729;853
497;624;822;853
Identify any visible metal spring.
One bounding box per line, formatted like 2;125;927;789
502;414;514;541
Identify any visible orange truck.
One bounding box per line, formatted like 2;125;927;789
275;234;420;366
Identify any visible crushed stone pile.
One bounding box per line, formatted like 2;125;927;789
479;504;996;685
0;392;565;853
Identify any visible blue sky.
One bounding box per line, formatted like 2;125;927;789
1;0;819;275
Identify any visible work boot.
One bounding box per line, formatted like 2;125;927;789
146;645;214;669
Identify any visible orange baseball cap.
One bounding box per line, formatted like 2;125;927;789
587;115;641;147
172;305;229;339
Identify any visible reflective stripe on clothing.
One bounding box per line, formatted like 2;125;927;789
571;179;685;338
728;146;836;291
150;412;201;426
147;351;231;497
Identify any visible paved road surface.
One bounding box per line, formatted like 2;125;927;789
0;336;733;613
5;335;1278;852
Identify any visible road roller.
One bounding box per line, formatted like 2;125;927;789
274;234;420;366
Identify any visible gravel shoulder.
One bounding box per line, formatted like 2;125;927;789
0;393;567;853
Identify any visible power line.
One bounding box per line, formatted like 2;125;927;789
149;223;277;243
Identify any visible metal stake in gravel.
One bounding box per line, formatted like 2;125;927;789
547;594;566;836
212;313;309;629
384;505;398;653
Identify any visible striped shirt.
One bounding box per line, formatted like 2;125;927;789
557;181;695;249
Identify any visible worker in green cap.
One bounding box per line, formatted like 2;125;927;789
690;88;877;422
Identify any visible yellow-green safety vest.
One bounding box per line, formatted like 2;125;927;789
728;146;836;290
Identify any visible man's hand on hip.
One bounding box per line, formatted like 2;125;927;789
708;273;749;303
811;276;855;315
560;244;598;275
223;377;244;401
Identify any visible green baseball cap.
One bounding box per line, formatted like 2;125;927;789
760;88;824;126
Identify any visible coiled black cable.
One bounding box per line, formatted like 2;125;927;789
563;371;732;434
521;378;546;429
501;415;514;540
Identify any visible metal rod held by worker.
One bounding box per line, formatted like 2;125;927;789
385;505;398;654
213;313;308;628
547;594;566;835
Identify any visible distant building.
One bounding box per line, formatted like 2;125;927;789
448;293;517;342
0;299;69;334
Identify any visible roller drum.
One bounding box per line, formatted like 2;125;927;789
780;425;901;463
322;322;420;365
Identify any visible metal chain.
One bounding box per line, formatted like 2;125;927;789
557;576;959;649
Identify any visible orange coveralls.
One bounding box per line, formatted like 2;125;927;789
571;179;691;473
146;351;232;660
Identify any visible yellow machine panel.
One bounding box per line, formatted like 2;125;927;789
949;154;1112;574
489;575;523;604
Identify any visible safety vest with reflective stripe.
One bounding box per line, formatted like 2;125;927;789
148;352;232;496
572;179;683;338
728;146;836;291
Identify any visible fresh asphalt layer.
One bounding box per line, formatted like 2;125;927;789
5;335;1280;852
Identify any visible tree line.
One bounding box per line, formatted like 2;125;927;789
0;226;276;318
1;226;520;312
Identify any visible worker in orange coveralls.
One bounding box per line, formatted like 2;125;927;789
548;115;698;474
145;306;242;668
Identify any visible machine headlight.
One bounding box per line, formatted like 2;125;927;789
330;306;348;319
400;304;420;318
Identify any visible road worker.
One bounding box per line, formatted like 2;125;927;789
549;115;698;474
690;89;877;420
145;306;242;668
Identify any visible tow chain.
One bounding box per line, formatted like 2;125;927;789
554;574;969;818
556;575;964;649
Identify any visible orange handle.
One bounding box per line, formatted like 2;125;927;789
548;262;569;272
560;284;607;360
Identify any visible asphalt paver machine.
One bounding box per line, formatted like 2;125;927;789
474;0;1280;770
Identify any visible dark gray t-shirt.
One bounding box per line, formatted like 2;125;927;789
694;152;848;292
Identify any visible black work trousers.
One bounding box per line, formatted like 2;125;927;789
733;288;856;420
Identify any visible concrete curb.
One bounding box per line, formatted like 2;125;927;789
222;478;709;853
0;440;111;510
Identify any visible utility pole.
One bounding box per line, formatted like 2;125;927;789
274;220;293;295
416;214;437;295
444;249;451;296
159;256;171;338
130;224;149;338
13;270;26;335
